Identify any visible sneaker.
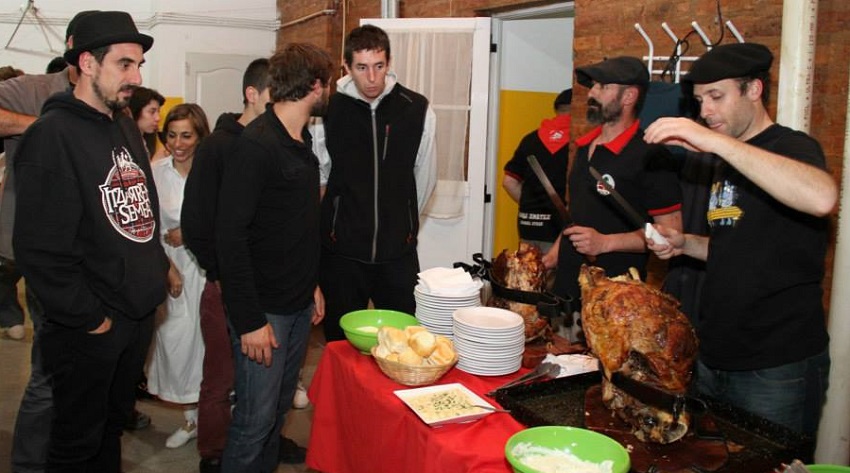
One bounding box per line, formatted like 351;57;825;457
278;436;306;464
292;381;309;409
199;457;222;473
165;422;197;448
124;409;151;431
6;324;24;340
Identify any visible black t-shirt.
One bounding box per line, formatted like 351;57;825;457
699;124;829;370
554;120;681;302
504;130;569;242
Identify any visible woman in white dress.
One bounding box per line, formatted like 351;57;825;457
148;103;210;448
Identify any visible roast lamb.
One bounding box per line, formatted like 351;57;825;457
579;264;698;444
489;242;551;342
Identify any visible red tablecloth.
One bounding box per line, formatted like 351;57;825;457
306;341;529;473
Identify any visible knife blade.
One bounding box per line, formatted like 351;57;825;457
610;372;705;422
587;166;669;246
526;155;571;229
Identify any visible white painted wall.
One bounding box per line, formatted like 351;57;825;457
0;0;277;98
500;17;574;92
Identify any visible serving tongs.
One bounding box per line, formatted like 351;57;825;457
486;362;561;397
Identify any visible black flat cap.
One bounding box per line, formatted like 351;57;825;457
554;89;572;106
64;11;153;66
684;43;773;84
575;56;649;88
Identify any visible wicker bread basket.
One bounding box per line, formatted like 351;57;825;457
370;346;458;386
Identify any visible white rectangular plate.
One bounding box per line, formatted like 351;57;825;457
394;382;495;427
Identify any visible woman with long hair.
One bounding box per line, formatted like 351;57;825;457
147;103;211;448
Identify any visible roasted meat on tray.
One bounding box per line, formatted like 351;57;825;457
579;264;698;444
489;242;551;342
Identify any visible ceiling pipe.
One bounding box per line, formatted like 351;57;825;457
381;0;399;19
279;9;336;30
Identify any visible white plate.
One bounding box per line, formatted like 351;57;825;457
394;383;495;427
453;307;524;331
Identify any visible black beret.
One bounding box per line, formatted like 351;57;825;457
684;43;773;84
575;56;648;88
554;89;572;107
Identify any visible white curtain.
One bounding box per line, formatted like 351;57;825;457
387;30;473;218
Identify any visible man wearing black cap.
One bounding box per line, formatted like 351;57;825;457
503;89;572;253
644;43;836;444
12;11;168;472
0;11;108;473
547;56;682;308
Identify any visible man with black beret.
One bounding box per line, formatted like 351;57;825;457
503;88;572;253
13;10;168;472
546;56;682;313
645;42;836;446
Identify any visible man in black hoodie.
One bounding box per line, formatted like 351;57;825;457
12;11;168;472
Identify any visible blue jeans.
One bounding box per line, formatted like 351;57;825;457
696;348;830;437
221;306;312;473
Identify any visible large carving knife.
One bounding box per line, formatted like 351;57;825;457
587;165;669;246
526;155;571;229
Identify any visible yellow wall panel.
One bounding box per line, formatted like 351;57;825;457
492;90;558;257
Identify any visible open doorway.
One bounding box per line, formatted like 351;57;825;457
484;2;575;258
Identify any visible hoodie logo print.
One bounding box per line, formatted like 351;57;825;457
99;147;156;242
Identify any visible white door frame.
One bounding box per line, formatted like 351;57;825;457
485;2;575;258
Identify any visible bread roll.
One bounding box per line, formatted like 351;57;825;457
397;347;423;366
427;341;455;366
409;330;437;357
377;326;408;354
404;325;427;337
374;344;391;359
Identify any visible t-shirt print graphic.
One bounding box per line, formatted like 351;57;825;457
99;146;156;242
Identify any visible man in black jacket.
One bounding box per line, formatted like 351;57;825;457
315;25;437;342
181;58;273;473
13;11;168;472
215;43;331;473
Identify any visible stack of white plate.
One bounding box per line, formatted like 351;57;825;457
452;307;524;376
414;280;482;338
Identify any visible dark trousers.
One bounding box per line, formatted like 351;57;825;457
197;280;233;460
319;250;419;342
0;257;24;327
40;313;153;473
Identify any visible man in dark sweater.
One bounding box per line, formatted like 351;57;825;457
215;43;332;473
181;58;276;473
13;11;168;472
315;25;437;342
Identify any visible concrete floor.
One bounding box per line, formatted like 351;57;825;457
0;322;326;473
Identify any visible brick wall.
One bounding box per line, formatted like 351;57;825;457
277;0;849;307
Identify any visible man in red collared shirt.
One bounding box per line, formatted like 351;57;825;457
546;56;682;307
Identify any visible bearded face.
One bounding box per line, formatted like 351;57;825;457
586;86;625;125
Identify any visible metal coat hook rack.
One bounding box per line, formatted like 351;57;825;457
4;0;61;52
635;20;745;83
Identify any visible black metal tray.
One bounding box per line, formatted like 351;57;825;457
494;372;814;471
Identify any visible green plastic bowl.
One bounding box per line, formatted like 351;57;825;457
807;466;850;473
505;426;630;473
339;309;419;354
